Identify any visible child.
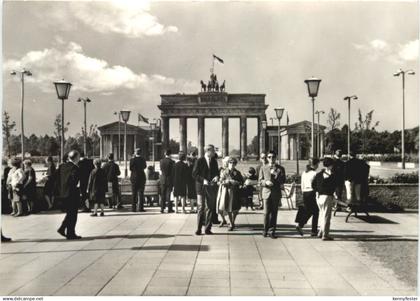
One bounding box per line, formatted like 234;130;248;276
88;159;108;217
243;167;258;210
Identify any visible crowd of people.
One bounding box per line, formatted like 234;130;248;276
1;145;370;242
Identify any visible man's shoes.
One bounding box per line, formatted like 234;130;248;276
160;210;165;213
67;235;82;240
322;236;334;241
100;212;104;217
318;231;323;238
296;226;304;236
168;209;175;213
132;206;137;212
219;221;227;228
195;230;202;236
117;205;124;210
90;213;98;217
57;228;66;238
139;209;146;212
1;235;11;242
270;232;277;239
310;232;318;237
82;208;91;213
205;230;214;235
213;220;221;225
263;232;268;237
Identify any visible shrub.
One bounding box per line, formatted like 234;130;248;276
390;172;419;184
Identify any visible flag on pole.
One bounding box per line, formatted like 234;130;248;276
138;113;149;123
213;54;224;64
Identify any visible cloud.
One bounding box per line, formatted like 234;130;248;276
4;41;195;94
354;39;418;63
46;1;178;38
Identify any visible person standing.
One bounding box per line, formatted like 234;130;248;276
130;148;147;212
312;157;337;241
217;157;243;231
332;149;345;210
55;150;82;240
256;152;267;210
193;144;219;235
243;167;258;210
159;149;175;213
344;152;370;211
295;158;319;237
173;152;189;213
186;157;197;213
2;159;12;214
7;158;25;217
216;156;230;227
259;150;286;239
88;159;108;217
22;159;37;214
78;152;94;212
43;156;56;210
102;153;122;209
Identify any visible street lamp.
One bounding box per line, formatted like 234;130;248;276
315;110;325;157
274;107;285;165
53;79;72;163
343;95;358;157
304;77;321;158
114;111;121;164
150;120;157;168
394;69;415;169
120;110;131;177
77;97;91;157
10;69;32;159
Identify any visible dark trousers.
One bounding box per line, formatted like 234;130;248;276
80;184;89;209
295;191;319;234
160;185;173;211
263;195;280;233
131;182;145;210
197;185;217;232
59;197;79;236
110;181;122;207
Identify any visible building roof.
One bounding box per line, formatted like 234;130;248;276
266;120;326;134
97;121;152;134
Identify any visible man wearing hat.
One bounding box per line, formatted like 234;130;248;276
130;148;147;212
192;144;219;235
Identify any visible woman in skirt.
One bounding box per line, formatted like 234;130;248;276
88;159;108;217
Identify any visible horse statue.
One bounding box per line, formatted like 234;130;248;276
200;80;207;92
220;80;226;92
207;80;213;92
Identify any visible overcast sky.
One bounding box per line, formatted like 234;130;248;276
2;1;418;149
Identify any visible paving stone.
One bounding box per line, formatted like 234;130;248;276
274;288;316;296
187;286;230;296
231;287;274;296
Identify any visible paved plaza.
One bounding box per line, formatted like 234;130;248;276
1;208;417;296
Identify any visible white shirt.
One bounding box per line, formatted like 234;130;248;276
301;169;317;192
205;154;211;168
7;167;24;189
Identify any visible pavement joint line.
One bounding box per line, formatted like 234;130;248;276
9;215;131;295
95;214;167;296
184;214;203;296
249;213;274;296
140;213;189;296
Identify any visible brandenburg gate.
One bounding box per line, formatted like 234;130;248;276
158;80;268;159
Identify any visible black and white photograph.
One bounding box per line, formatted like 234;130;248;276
0;0;419;297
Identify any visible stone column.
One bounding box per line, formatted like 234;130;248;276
296;133;300;160
99;134;103;159
259;117;266;155
320;132;324;157
222;116;229;157
240;116;247;160
161;117;169;156
179;117;187;153
198;117;205;157
290;135;295;160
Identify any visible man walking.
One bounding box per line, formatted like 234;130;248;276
259;150;286;239
103;153;123;209
78;152;94;212
192;144;219;235
56;150;82;240
160;149;175;213
332;149;345;211
256;152;267;210
130;148;147;212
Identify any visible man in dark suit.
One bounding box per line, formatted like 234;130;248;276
159;149;175;213
259;150;286;239
102;153;122;209
56;150;82;240
332;149;345;210
130;148;147;212
78;152;94;212
192;144;219;235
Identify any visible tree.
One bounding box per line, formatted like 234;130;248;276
354;109;380;154
327;108;341;131
169;139;179;154
54;114;70;148
187;141;198;155
247;135;259;155
2;111;16;157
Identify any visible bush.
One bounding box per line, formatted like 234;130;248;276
360;153;419;163
390;172;419;184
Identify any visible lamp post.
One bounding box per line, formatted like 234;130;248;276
114;112;121;164
10;69;32;159
77;97;91;156
120;110;131;177
315;110;325;157
304;77;321;158
150;120;157;168
261;119;267;153
343;95;358;157
53;79;72;163
274;108;285;165
394;69;415;169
